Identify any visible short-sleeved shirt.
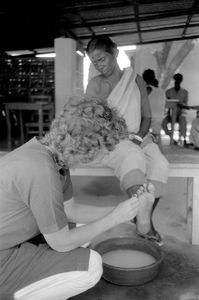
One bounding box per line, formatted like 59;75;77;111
0;137;73;251
166;87;188;116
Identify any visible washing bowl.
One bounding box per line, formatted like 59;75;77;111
92;236;164;286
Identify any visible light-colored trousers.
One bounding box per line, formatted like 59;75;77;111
101;139;169;198
14;249;102;300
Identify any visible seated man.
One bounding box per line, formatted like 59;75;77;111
162;73;189;146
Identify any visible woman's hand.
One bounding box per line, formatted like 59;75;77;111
111;196;139;225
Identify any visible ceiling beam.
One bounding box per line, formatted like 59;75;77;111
79;22;199;42
182;0;199;37
132;0;142;44
60;0;130;11
64;8;199;28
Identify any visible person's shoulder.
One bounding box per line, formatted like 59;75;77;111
157;86;165;93
135;73;145;86
181;87;188;93
155;86;165;95
88;74;104;84
165;87;173;97
166;87;173;92
0;142;47;180
86;74;104;96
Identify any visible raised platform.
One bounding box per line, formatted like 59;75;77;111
70;145;199;245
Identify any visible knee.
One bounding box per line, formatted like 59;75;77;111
147;146;169;173
149;155;169;180
86;250;103;286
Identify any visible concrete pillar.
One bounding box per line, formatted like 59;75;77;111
54;37;76;115
76;54;84;97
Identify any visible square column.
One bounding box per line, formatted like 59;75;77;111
54;37;76;115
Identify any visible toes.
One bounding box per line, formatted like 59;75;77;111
136;185;144;197
146;183;155;194
142;183;148;193
131;193;138;200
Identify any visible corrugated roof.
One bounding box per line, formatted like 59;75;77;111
0;0;198;52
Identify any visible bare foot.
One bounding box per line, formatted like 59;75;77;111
136;183;155;235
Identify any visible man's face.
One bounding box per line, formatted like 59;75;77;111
88;48;117;77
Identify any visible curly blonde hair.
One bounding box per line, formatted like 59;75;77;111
40;96;128;166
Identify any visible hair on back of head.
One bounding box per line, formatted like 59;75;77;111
173;73;183;82
142;69;158;87
41;96;128;166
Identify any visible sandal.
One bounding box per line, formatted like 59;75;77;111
136;230;164;247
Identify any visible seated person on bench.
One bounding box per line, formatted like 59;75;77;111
85;35;169;245
162;73;189;146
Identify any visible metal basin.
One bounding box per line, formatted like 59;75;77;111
92;236;164;286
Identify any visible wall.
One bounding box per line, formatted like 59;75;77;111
133;39;199;122
180;42;199;121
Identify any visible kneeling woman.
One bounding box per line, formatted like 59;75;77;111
0;97;145;300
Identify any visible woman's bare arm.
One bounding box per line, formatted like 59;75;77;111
132;74;152;145
44;197;138;252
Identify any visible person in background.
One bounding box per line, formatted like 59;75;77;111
162;73;189;146
142;68;166;148
0;97;157;300
85;35;169;246
190;110;199;150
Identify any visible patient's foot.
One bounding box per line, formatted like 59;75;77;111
136;183;155;235
136;183;163;246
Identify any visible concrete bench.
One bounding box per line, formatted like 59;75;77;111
70;161;199;245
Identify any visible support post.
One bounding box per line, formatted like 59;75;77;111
54;37;76;115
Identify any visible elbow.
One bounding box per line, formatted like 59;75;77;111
44;226;78;252
46;240;71;252
46;238;78;252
